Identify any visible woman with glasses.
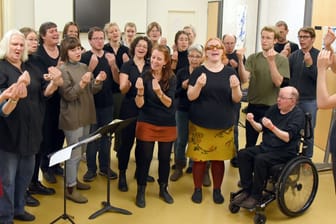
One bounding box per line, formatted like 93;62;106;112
170;44;203;182
186;37;242;204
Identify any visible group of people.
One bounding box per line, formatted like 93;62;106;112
1;18;336;224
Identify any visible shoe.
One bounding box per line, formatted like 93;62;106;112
231;191;249;206
76;180;91;190
230;156;239;168
185;166;192;174
159;184;174;204
28;181;55;195
239;196;258;209
83;170;97;182
43;170;56;184
53;165;64;176
66;187;88;203
136;185;146;208
146;175;155;182
170;168;183;181
14;211;35;221
191;188;202;203
213;189;224;204
99;169;118;180
118;171;128;192
25;192;40;207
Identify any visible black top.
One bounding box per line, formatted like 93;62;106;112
260;105;304;154
0;59;47;155
288;47;319;100
81;50;114;108
188;65;238;129
274;41;299;54
175;66;191;112
119;59;150;119
137;71;177;126
103;43;130;93
226;50;246;77
175;50;189;74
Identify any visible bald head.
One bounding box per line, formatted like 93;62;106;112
222;34;237;54
282;86;299;102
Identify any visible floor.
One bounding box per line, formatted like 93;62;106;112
16;121;336;224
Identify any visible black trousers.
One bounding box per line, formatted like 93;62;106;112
135;140;172;186
238;146;295;199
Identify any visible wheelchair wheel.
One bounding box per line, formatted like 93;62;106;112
276;157;318;217
229;203;240;213
254;213;266;224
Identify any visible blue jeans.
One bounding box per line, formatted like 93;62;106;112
0;150;34;223
86;106;113;173
63;126;90;187
174;110;189;166
298;100;317;158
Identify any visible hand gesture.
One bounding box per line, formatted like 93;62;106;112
261;117;273;130
280;43;291;57
48;66;63;86
88;54;99;72
196;73;206;87
323;28;336;48
229;75;240;88
81;72;92;85
105;53;116;67
246;113;254;122
152;78;161;94
266;49;276;62
135;77;144;91
182;79;189;89
17;71;30;86
1;83;19;100
236;48;245;61
229;59;238;68
96;71;107;82
304;52;313;67
317;49;332;70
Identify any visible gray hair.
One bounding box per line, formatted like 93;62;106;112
188;44;203;55
0;29;28;62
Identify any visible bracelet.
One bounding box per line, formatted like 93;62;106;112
270;124;275;131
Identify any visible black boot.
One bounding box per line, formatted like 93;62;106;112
159;183;174;204
118;170;128;192
136;185;146;208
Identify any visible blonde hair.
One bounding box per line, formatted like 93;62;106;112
0;29;28;62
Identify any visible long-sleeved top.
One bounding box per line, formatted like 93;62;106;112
58;62;102;131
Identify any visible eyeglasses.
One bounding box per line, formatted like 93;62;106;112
278;95;293;100
205;44;224;51
91;37;104;41
188;55;202;59
298;35;311;40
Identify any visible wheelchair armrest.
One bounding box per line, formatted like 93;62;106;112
303;113;313;140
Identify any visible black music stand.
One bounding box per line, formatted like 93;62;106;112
49;133;102;224
88;117;136;219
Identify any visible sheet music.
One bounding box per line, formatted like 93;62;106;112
49;145;74;167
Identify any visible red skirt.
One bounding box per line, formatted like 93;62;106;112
135;121;177;142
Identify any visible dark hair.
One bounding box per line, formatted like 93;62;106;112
129;36;152;59
88;26;104;40
62;21;80;39
174;30;189;46
275;20;288;30
149;45;174;91
38;22;57;44
60;37;81;62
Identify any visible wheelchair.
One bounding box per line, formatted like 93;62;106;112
229;113;319;224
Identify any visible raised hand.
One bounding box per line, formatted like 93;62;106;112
246;113;254;122
48;66;63;86
152;78;161;95
88;54;99;72
265;49;277;62
96;71;107;82
135;77;144;91
17;71;30;86
182;79;189;89
317;49;332;70
105;53;116;67
236;48;245;61
196;72;207;87
229;75;240;88
229;59;238;68
261;117;273;130
81;72;92;85
323;28;336;48
304;52;313;67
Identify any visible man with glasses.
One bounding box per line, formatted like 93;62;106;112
231;86;304;209
274;20;299;57
222;34;246;167
238;26;290;148
288;26;319;158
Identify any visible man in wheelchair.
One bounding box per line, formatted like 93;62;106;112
232;86;305;209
